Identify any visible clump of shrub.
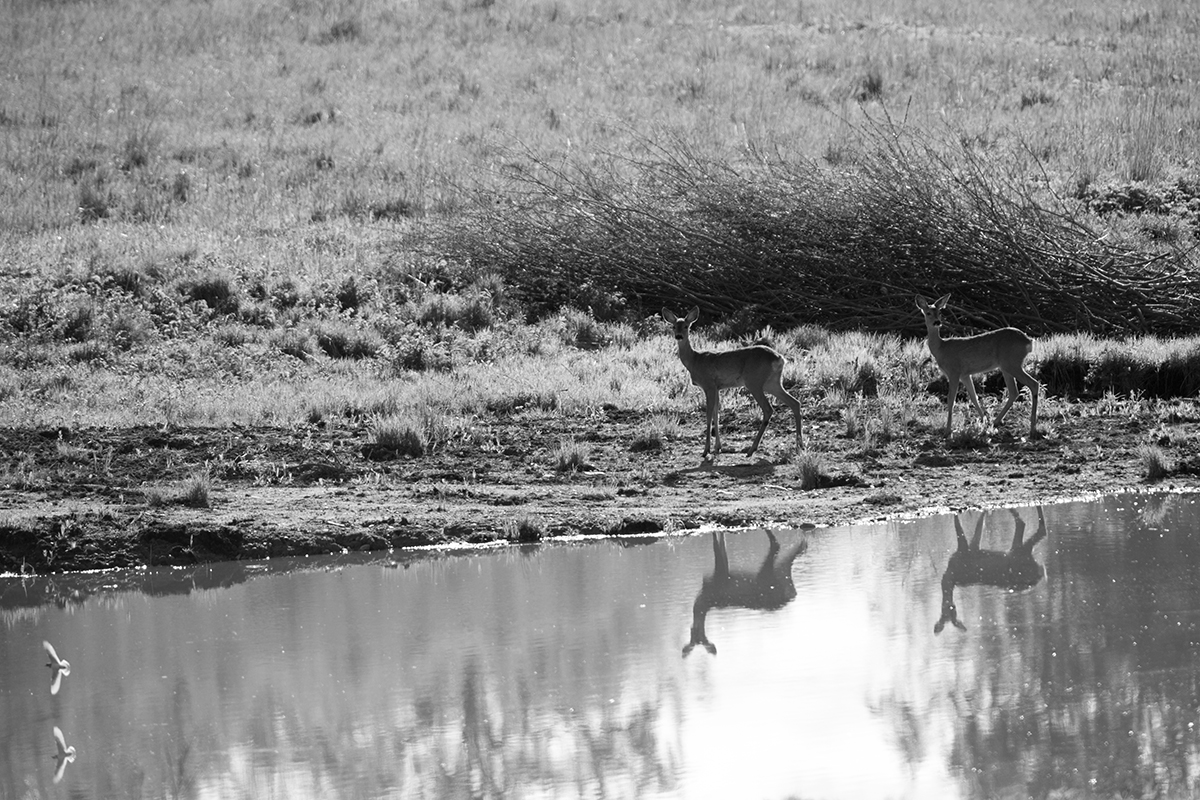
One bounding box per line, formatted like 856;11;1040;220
391;327;454;372
554;438;591;473
313;320;383;359
412;290;495;332
270;328;315;360
631;414;681;452
183;469;212;508
145;468;213;508
793;450;828;490
435;121;1199;337
505;514;545;543
77;179;112;223
370;416;425;457
184;272;240;315
1139;444;1172;482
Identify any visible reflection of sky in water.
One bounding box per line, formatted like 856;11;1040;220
2;492;1200;798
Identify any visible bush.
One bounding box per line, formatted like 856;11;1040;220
371;416;425;457
313;320;382;359
185;272;240;315
434;122;1199;337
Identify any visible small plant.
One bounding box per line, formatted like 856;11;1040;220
793;450;828;490
186;272;240;315
843;398;865;440
505;514;544;543
631;414;681;452
1139;444;1172;482
183;469;212;508
856;65;884;101
77;180;111;223
271;328;315;360
554;438;590;473
372;416;425;457
313;320;382;359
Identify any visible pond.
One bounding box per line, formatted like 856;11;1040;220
3;492;1200;799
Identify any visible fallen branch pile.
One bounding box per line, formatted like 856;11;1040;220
432;123;1200;337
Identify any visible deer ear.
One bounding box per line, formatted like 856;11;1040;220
661;308;677;324
915;295;929;311
704;642;717;656
935;293;951;309
934;619;945;635
953;619;967;631
685;306;699;324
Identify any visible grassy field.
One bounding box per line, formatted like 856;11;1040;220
3;0;1200;435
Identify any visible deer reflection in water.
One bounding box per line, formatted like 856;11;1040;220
935;506;1047;634
684;530;808;656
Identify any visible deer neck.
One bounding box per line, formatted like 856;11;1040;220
925;320;948;357
675;331;700;369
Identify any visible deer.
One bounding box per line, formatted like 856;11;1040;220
684;530;809;656
935;506;1048;634
915;294;1040;439
661;306;804;461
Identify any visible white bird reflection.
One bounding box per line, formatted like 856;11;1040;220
52;725;75;784
43;640;70;695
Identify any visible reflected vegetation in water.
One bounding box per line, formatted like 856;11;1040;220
3;492;1200;799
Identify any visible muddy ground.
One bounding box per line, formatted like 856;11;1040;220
2;402;1198;577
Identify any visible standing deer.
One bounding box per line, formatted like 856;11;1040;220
935;507;1048;634
684;530;809;656
662;306;804;460
915;294;1040;439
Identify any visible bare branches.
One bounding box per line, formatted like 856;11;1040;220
430;126;1199;336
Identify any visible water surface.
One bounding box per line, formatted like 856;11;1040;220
4;492;1200;799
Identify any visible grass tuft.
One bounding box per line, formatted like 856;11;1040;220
505;514;545;543
372;416;426;457
793;451;828;491
1139;444;1172;482
554;438;590;473
182;469;212;508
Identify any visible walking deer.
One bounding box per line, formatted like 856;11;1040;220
684;530;809;656
935;507;1047;634
662;306;804;460
915;294;1040;439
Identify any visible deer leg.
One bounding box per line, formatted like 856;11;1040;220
942;371;959;434
1009;508;1027;552
961;376;987;427
971;512;985;549
710;389;723;455
712;531;729;576
766;369;804;450
934;580;966;634
702;387;719;459
745;386;773;455
1015;368;1040;438
993;372;1019;426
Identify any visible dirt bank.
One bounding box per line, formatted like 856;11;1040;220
2;403;1198;576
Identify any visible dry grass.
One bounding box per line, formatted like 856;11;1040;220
2;0;1200;432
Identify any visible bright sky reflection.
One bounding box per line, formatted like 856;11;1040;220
3;492;1200;799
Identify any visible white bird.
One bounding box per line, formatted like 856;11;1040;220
43;640;70;696
52;725;75;784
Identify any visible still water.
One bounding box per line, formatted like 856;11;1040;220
4;492;1200;799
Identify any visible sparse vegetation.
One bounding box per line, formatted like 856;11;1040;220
1140;444;1173;482
553;439;591;473
505;514;545;543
